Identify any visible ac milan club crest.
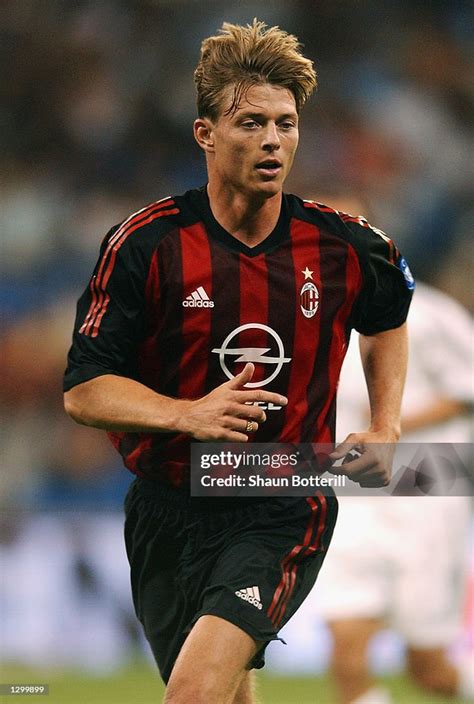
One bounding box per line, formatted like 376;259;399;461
300;282;319;318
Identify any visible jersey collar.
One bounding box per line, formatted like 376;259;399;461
194;185;290;257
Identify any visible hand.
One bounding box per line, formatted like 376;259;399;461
328;430;398;487
177;363;288;442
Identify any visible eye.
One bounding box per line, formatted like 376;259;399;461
279;121;296;130
241;120;259;129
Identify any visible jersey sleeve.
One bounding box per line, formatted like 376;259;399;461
63;226;149;392
350;221;414;335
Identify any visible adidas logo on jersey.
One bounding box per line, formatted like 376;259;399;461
182;286;215;308
235;586;262;610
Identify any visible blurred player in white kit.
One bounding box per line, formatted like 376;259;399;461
317;279;473;703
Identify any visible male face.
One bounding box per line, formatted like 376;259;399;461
197;83;299;199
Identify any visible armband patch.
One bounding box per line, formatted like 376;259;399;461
398;257;415;290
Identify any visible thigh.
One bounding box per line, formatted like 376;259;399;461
124;481;191;682
164;615;258;704
329;617;383;658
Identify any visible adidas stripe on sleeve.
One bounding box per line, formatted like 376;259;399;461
64;198;177;391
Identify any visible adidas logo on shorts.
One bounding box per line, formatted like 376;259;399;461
235;586;262;610
182;286;215;308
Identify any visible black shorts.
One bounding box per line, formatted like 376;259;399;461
124;478;338;683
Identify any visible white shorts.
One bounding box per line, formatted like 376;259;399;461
315;496;472;648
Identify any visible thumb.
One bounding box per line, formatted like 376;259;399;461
227;362;255;389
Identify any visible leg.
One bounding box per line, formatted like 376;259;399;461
164;615;260;704
396;499;473;699
329;617;382;704
167;492;337;701
232;672;259;704
406;646;458;697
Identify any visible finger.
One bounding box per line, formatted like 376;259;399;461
236;406;266;423
344;462;389;483
225;430;249;442
329;439;361;460
331;454;376;476
244;420;258;434
224;417;259;434
227;363;255;390
237;390;288;407
358;473;391;488
359;479;389;488
345;463;381;481
202;425;250;442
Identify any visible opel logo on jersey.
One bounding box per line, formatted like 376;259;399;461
300;282;319;318
211;323;291;388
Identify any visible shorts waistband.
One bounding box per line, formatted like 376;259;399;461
133;477;272;512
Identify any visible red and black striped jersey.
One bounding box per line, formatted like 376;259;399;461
64;186;413;487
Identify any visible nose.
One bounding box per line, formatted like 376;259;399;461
262;122;280;151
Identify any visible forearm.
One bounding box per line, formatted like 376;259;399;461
64;374;187;433
359;323;408;440
402;398;468;434
64;364;287;442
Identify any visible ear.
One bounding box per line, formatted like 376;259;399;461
193;118;215;153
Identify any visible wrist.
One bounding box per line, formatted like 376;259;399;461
170;399;194;435
368;423;401;442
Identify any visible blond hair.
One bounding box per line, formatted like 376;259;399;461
194;19;317;120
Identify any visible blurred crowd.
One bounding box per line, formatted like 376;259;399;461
1;0;473;504
1;0;473;675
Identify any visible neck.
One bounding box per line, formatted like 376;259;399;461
206;182;282;247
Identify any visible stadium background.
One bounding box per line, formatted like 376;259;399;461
1;1;472;702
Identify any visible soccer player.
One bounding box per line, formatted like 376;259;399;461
317;280;473;704
63;20;413;704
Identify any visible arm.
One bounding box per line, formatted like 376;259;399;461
360;322;407;441
330;323;408;486
401;285;472;433
64;363;287;443
402;398;469;433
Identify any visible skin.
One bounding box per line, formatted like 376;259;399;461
64;363;285;442
163;616;261;704
193;83;299;247
329;618;381;703
329;326;407;488
329;621;460;703
64;81;408;704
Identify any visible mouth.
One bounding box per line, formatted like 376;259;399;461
255;159;282;178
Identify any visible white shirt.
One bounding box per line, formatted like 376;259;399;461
337;281;473;443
